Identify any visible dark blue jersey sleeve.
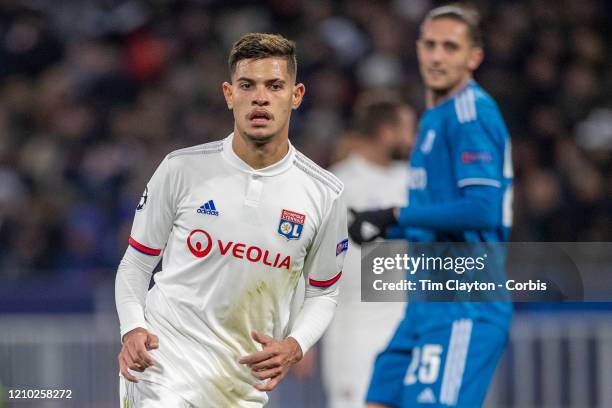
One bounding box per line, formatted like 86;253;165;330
453;110;505;189
396;184;502;232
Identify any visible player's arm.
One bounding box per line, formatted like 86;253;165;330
395;184;500;229
349;117;505;244
240;190;348;391
348;187;498;244
115;156;177;382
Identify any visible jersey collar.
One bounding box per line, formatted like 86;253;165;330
221;133;295;177
426;79;476;112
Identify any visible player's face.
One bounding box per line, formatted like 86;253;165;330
417;18;483;96
223;57;305;143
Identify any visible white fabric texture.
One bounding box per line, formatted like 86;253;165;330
322;154;408;408
115;134;347;408
115;247;159;338
289;287;338;354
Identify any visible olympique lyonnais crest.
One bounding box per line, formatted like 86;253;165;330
278;209;305;240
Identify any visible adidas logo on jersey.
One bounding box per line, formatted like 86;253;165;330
197;200;219;216
417;387;436;404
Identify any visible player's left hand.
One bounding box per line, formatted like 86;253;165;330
348;207;397;245
239;331;303;391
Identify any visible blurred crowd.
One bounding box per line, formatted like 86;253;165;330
0;0;611;281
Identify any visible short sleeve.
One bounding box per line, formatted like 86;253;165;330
302;192;348;290
453;118;503;189
128;156;176;256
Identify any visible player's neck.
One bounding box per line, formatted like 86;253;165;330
358;143;391;167
426;76;473;108
232;129;290;170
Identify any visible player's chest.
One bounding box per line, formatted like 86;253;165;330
173;174;319;260
344;167;407;210
409;122;453;191
413;121;450;163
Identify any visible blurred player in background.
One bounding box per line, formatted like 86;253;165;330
349;4;513;407
322;95;416;408
114;33;348;407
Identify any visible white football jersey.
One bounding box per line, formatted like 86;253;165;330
127;134;347;407
322;153;407;408
329;153;407;297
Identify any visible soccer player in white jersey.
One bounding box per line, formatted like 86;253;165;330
322;95;416;408
115;33;348;408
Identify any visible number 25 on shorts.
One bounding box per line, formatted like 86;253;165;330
403;344;443;385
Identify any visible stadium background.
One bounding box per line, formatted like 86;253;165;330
0;0;610;407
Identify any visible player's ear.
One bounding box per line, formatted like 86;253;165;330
292;83;305;110
222;81;233;110
467;47;484;71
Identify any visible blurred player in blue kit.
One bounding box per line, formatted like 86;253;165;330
349;4;513;408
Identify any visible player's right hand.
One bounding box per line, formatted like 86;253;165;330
118;327;159;383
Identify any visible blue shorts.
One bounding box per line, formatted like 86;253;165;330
366;318;508;407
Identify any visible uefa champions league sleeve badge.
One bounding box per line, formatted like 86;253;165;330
278;209;305;240
136;187;148;211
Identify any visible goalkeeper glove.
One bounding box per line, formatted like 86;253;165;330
348;208;397;245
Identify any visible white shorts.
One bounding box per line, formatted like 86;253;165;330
119;376;195;408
